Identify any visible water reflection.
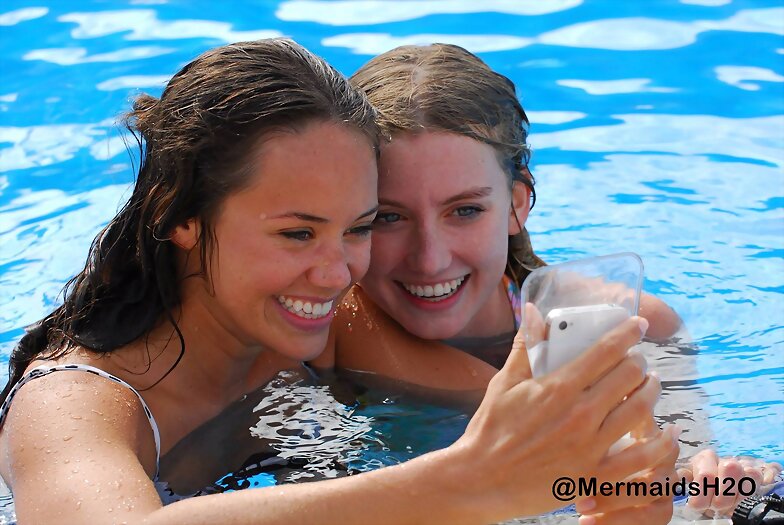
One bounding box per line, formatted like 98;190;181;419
276;0;582;26
58;10;282;42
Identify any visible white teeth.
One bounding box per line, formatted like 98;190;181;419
278;296;333;320
401;276;467;301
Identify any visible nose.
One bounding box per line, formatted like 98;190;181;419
406;222;452;276
308;243;353;291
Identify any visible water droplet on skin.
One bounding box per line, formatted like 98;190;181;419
470;369;478;377
70;414;82;420
75;501;81;510
63;435;73;441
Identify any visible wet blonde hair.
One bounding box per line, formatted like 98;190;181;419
350;43;545;285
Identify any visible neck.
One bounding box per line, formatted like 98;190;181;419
452;279;516;341
112;295;292;408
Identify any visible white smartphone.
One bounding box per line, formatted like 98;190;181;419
544;304;630;373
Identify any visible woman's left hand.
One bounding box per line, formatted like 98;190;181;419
678;449;783;516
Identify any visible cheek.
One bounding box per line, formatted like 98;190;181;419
347;241;372;280
462;217;509;271
369;232;405;274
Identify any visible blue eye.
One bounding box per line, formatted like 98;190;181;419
281;230;313;241
453;206;483;218
375;212;401;224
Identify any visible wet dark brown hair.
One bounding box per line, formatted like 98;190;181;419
350;43;545;285
2;38;378;401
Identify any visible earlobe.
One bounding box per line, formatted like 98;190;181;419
170;218;201;251
509;181;531;235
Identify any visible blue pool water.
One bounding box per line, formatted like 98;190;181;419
1;0;782;522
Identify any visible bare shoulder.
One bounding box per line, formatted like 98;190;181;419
0;365;162;524
333;286;497;390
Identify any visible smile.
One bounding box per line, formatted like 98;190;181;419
276;295;334;319
399;275;468;302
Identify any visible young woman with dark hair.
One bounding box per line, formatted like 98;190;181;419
0;39;674;525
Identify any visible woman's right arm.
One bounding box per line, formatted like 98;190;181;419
2;318;677;525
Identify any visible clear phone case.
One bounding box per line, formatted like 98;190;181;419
521;252;644;378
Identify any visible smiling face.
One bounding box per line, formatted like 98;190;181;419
361;131;528;340
176;120;378;361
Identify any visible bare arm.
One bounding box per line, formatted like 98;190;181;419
639;292;683;340
1;319;676;525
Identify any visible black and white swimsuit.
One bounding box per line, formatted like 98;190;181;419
0;364;192;503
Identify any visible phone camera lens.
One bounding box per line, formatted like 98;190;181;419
558;321;568;331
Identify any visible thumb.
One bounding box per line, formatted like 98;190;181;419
504;303;542;382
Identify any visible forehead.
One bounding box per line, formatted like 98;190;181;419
377;131;508;202
227;121;378;216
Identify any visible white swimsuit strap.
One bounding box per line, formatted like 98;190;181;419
0;364;161;480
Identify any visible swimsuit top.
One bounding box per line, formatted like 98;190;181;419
0;364;195;504
503;274;522;330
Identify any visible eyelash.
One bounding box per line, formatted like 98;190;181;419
348;224;374;237
375;212;401;224
281;230;313;241
280;224;374;241
452;205;485;218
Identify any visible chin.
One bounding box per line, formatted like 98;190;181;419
270;334;328;362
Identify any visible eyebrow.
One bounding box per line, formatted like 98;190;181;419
380;187;494;208
270;206;379;223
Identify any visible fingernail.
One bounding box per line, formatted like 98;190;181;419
636;316;649;336
579;515;597;525
575;498;596;513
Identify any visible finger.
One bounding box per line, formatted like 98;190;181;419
521;302;546;347
677;467;694;484
503;328;534;385
598;426;680;483
631;414;659;440
712;458;745;515
687;449;719;512
763;462;783;485
579;497;673;525
563;317;648;392
579;442;680;515
597;373;661;449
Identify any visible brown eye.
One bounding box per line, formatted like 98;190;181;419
281;230;313;241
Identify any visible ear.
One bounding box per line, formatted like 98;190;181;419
508;180;531;235
170;218;201;251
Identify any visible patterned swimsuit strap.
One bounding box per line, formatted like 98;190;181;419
503;274;522;331
0;364;161;480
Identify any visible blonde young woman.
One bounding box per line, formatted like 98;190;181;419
313;44;780;518
0;39;675;525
